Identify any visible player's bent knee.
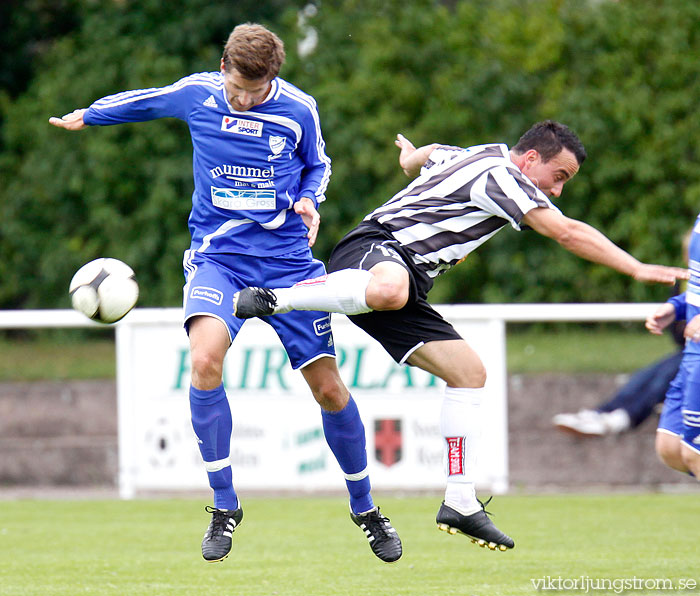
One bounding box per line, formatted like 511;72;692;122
369;281;409;310
655;433;686;472
302;366;349;411
472;362;488;387
311;380;348;412
190;351;224;387
443;362;486;388
680;446;700;476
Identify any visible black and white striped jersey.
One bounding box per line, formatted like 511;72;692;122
364;143;559;278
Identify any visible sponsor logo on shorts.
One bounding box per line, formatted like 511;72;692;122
190;286;223;306
221;116;263;136
313;316;332;336
211;187;276;210
446;437;465;476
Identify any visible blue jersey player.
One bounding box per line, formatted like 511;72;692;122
647;213;700;479
50;23;401;563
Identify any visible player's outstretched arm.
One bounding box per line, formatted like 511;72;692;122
522;207;689;284
49;108;88;131
394;133;438;178
631;263;690;284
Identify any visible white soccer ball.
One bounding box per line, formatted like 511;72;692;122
69;258;139;324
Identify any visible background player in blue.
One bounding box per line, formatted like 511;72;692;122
646;214;700;479
235;122;690;551
49;23;401;563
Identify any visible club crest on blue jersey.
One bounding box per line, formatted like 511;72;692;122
221;116;263;137
269;135;286;155
190;286;224;305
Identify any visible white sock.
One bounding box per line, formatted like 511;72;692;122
274;269;373;315
441;386;484;516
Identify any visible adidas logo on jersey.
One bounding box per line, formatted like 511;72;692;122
203;95;218;108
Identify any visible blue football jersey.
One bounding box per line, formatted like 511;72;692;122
668;213;700;356
83;72;331;256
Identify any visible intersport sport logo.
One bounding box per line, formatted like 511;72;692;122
220;116;263;137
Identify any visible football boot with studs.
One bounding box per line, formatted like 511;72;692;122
436;498;514;551
201;505;243;562
350;506;402;563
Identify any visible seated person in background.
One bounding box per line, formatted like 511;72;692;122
552;347;683;437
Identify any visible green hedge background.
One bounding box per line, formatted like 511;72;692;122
1;0;698;309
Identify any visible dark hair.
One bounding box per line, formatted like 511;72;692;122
222;23;285;80
512;120;586;165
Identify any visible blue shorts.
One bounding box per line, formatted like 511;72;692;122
658;353;700;453
182;249;334;369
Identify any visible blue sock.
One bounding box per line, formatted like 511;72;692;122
321;396;373;514
189;384;238;510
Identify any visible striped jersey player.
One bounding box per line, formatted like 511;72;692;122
234;121;689;550
50;23;402;565
363;142;560;284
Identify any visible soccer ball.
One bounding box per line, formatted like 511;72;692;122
69;258;139;324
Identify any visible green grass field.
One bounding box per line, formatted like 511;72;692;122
0;334;116;381
1;494;697;596
0;324;675;381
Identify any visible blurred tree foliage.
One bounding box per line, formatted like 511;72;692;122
0;0;303;308
1;0;698;309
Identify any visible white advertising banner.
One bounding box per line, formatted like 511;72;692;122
116;307;507;498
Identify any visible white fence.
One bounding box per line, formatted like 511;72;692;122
0;304;659;498
0;303;659;330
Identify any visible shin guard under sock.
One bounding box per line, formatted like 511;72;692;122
189;384;238;510
321;396;374;514
441;386;484;515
